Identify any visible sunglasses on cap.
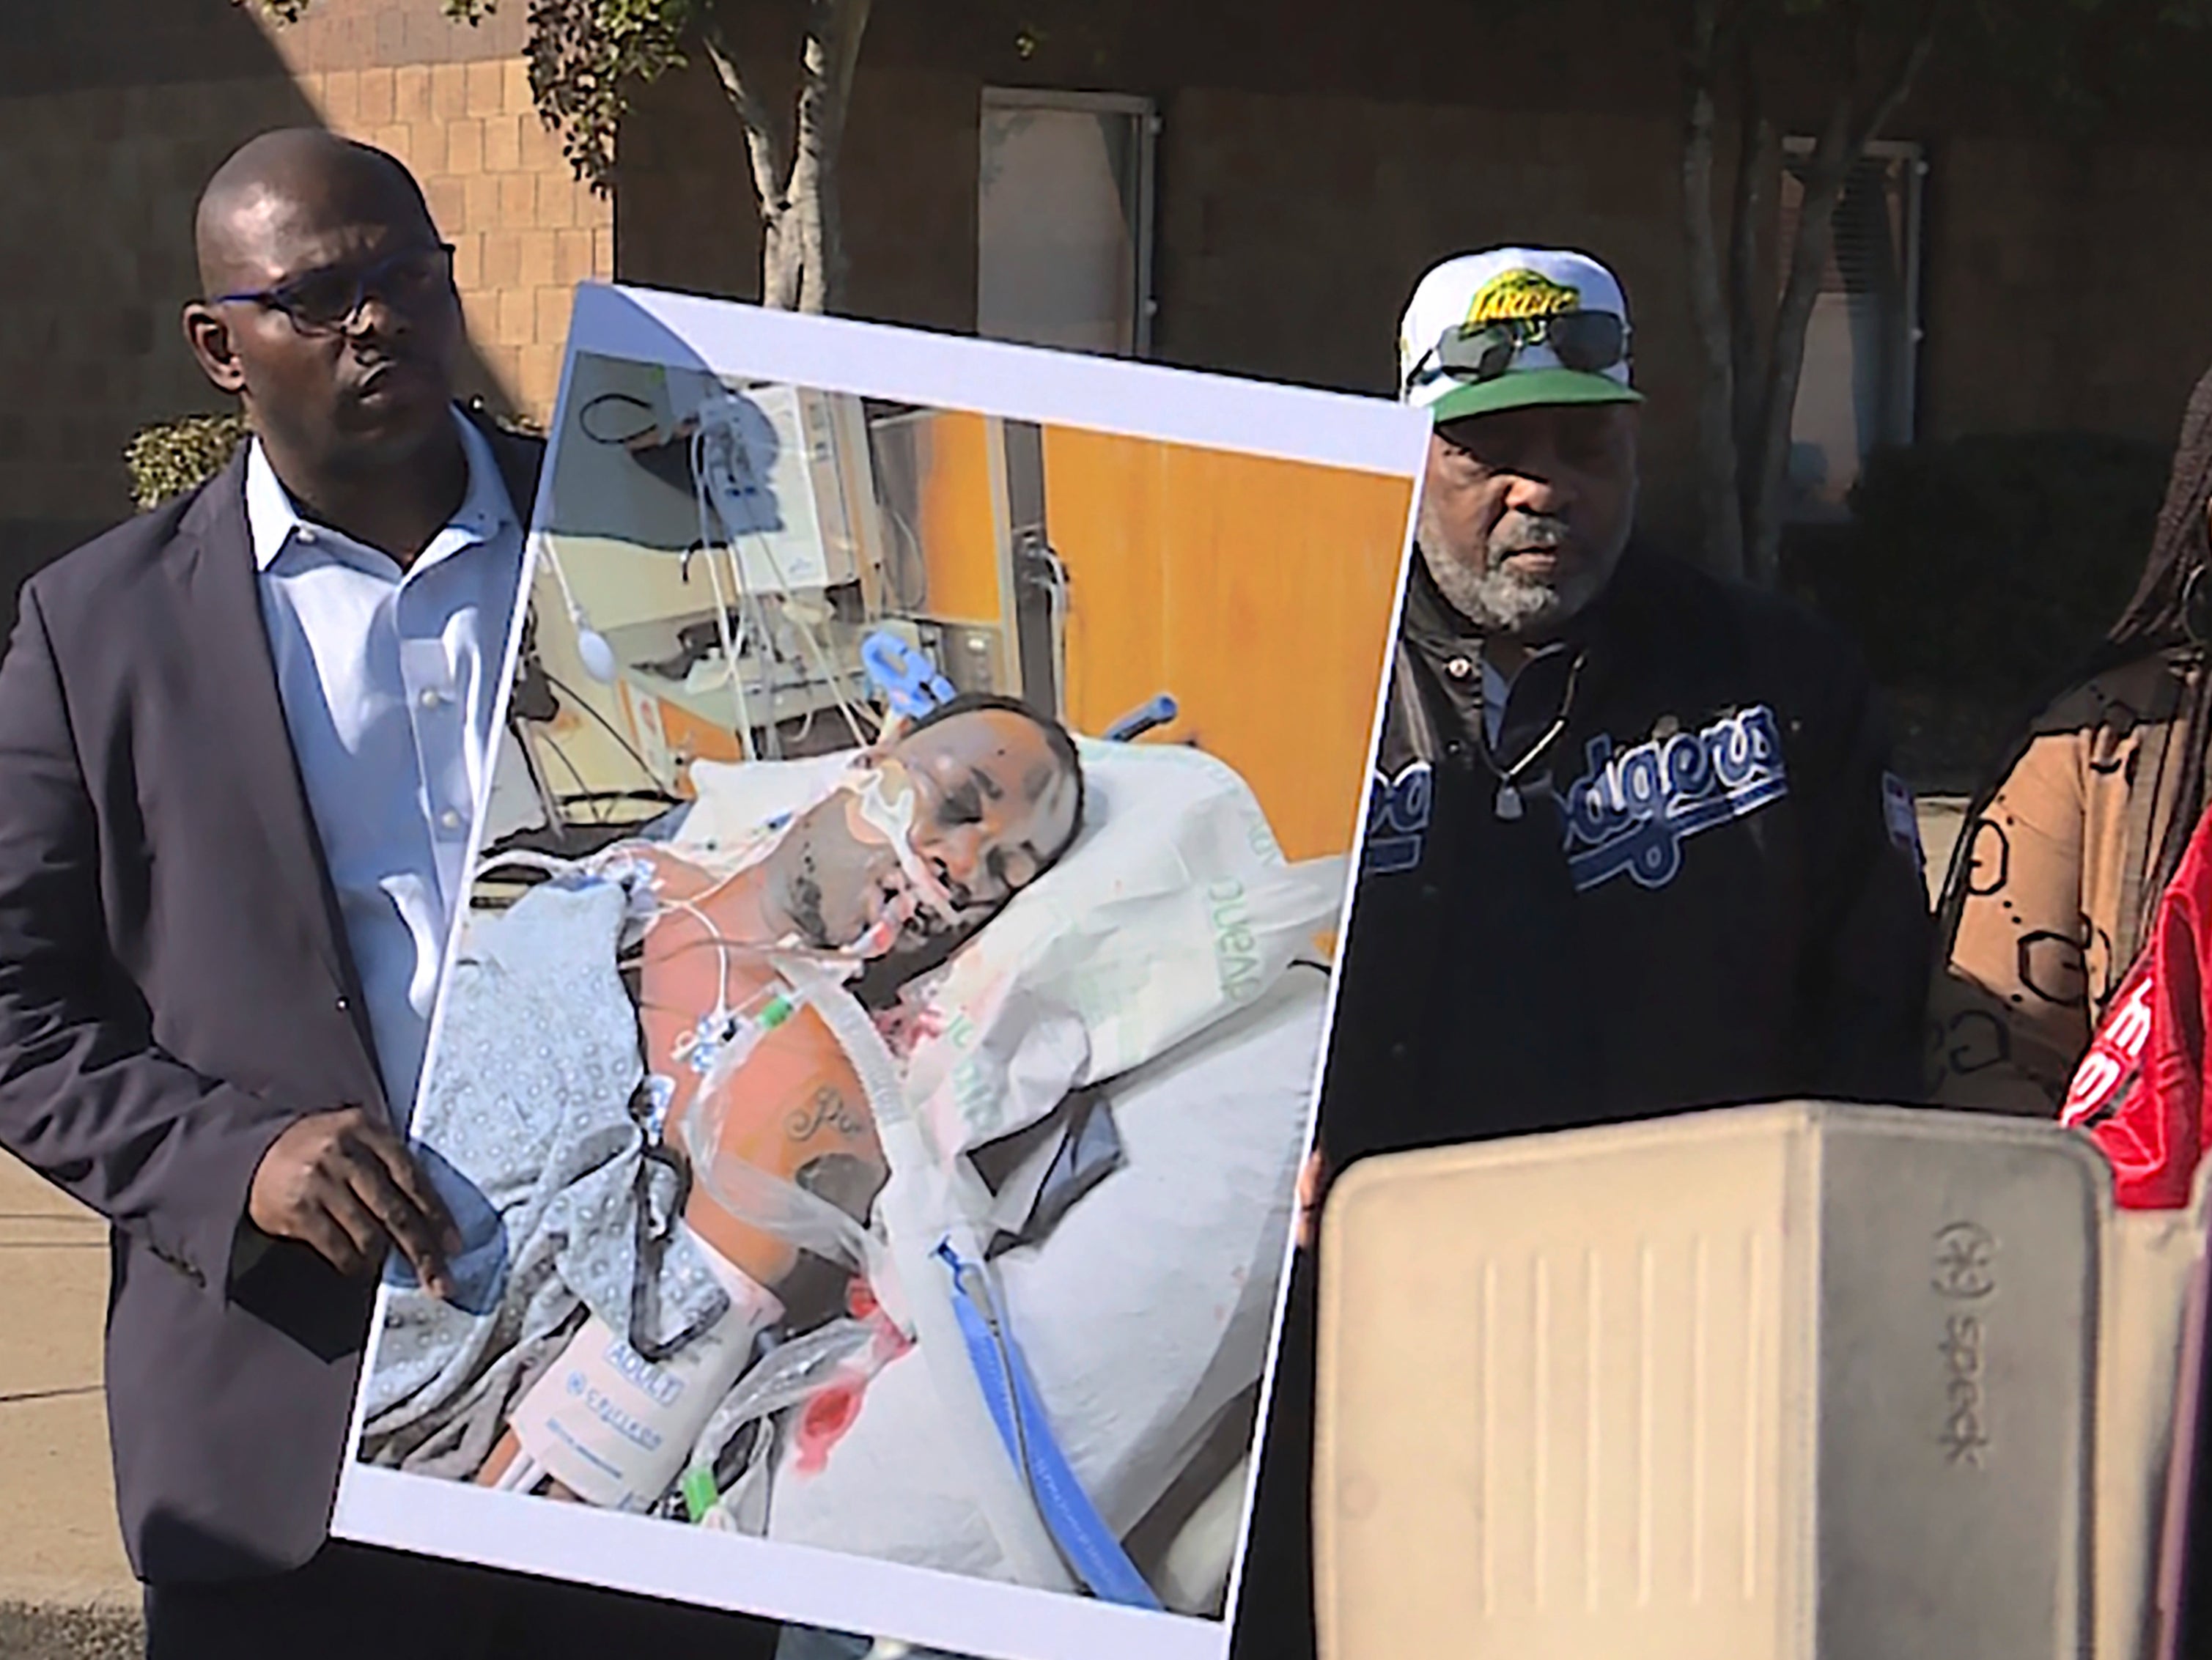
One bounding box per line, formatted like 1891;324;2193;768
213;242;457;336
1404;309;1630;394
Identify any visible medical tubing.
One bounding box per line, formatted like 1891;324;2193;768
680;979;806;1109
939;1244;1165;1611
693;388;875;748
776;956;913;1133
699;523;756;758
851;772;959;924
688;1145;875;1274
693;416;757;756
784;962;1077;1591
539;536;592;635
495;1450;548;1494
729;498;875;748
770;955;909;1291
679;1316;879;1517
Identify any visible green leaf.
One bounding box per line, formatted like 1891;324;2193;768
125;413;251;511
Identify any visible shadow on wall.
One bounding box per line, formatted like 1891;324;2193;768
0;0;512;645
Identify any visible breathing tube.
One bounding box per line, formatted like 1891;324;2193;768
937;1241;1165;1609
745;958;1083;1592
849;759;960;930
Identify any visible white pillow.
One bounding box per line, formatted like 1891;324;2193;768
676;739;1346;1158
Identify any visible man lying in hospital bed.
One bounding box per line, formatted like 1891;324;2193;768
359;693;1344;1612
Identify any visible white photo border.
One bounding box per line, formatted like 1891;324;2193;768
331;281;1431;1660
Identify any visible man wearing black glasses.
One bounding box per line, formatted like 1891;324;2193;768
1228;248;1933;1659
0;130;778;1659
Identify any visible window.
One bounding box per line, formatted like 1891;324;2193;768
1780;139;1926;522
978;89;1158;358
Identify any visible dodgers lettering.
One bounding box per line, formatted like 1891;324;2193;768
1562;705;1788;893
1363;761;1433;877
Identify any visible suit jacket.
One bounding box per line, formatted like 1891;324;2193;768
0;413;544;1584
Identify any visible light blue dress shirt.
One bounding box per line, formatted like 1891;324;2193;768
246;409;525;1124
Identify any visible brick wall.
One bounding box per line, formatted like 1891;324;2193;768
281;50;612;416
0;0;608;628
249;0;613;418
0;59;316;621
20;0;2212;619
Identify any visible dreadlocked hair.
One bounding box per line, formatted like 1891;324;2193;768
1935;361;2212;972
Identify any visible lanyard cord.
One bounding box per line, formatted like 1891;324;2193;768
1467;648;1587;790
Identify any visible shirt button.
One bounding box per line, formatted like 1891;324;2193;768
296;528;318;546
439;808;463;831
335;995;351;1013
419;688;446;710
1388;1042;1409;1063
1445;656;1475;680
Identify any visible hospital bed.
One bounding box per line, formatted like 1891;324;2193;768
373;725;1341;1616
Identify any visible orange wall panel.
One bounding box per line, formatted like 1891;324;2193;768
1042;428;1410;862
911;410;1007;625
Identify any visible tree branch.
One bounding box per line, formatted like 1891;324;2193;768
699;15;793;218
786;0;873;312
1681;0;1744;578
1849;0;1947;152
1727;25;1774;479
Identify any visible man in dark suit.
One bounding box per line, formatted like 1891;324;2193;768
0;129;775;1660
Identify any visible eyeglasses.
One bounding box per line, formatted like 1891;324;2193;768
1405;310;1630;394
213;242;457;336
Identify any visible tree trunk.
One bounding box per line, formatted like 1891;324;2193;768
1726;43;1775;512
1739;5;1942;584
701;0;873;315
761;208;806;310
1681;0;1744;581
1742;106;1851;587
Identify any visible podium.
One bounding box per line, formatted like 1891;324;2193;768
1315;1104;2212;1659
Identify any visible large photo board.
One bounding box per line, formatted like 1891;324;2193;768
330;281;1425;1660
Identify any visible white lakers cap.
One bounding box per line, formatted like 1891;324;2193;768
1397;247;1642;424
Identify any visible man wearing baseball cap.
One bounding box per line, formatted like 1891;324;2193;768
1228;249;1932;1659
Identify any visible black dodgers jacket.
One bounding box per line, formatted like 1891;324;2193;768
1317;547;1933;1167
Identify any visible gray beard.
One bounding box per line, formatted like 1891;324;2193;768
1415;498;1631;638
1418;539;1571;634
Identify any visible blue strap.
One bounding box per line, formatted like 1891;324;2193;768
862;632;956;719
935;1242;1164;1610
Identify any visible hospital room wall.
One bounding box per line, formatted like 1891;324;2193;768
515;402;1413;864
915;422;1412;863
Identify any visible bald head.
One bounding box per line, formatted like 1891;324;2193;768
194;129;431;298
183;128;462;489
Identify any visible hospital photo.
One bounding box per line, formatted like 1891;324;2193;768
331;290;1425;1660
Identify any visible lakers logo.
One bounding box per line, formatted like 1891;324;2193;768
1467;268;1582;325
